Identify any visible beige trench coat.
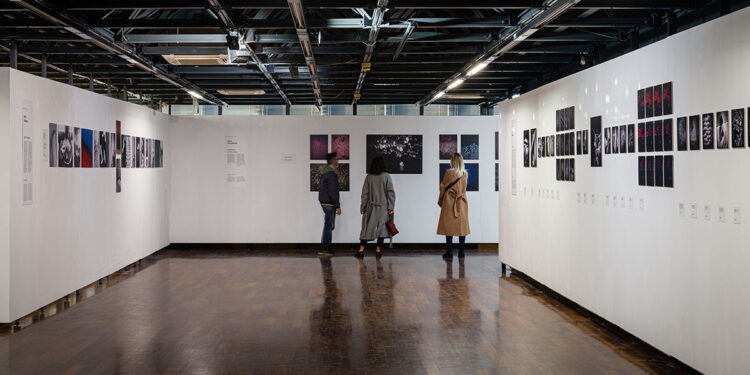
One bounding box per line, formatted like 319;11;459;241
437;169;470;237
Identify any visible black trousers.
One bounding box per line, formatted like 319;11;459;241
445;236;466;253
360;238;385;247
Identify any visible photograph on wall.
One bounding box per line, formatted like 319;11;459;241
116;158;121;193
677;117;688;151
550;135;555;157
591;116;602;167
653;84;662;117
92;131;100;168
135;137;141;168
309;163;350;192
612;127;619;154
582;130;589;154
309;134;328;160
461;134;480;160
48;123;58;167
116;120;122;155
159;140;164;168
155;140;161;168
57;125;74;168
576;131;582;155
662;82;673;115
109;132;116;167
627;124;635;153
145;139;151;168
646;122;654;152
523;130;530;167
646;155;655;186
655;155;664;187
638;156;646;186
619;125;627;154
439;134;458;159
465;163;479;191
664;118;673;151
638;123;645;152
732;108;745;148
556;134;561;157
73;127;81;168
604;127;611;154
637;89;645;119
366;134;423;174
139;137;146;168
331;134;350;160
98;130;110;167
529;130;537;167
665;155;674;188
645;86;654;118
716;111;729;149
556;109;562;132
656;120;665;152
495;131;499;160
566;106;575;130
702;113;715;150
556;159;561;181
495;163;499;191
689;115;700;150
81;128;93;168
121;135;130;168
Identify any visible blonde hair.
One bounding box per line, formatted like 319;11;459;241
450;153;466;177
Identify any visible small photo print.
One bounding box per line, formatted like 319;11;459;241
619;125;627;154
116;158;122;193
73;127;81;167
654;120;663;152
604;127;611;154
582;130;589;154
81;128;93;168
331;134;350;160
702;113;714;150
637;89;645;119
590;116;602;167
627;124;635;153
664;155;674;188
638;123;645;152
58;125;74;168
663;118;673;152
461;134;480;160
310;134;328;160
523;130;530;167
495;163;499;192
109;132;116;167
662;82;673;115
116;120;122;155
655;155;664;187
529;130;537;167
612;127;619;154
732;108;745;148
646;155;655;186
645;86;654;118
576;131;582;155
121;135;130;168
653;84;662;117
677;117;688;151
716;111;729;149
49;123;58;167
689;115;700;150
638;156;646;186
440;134;458;160
495;131;499;160
646;122;654;152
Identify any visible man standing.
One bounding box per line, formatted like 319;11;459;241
318;152;341;257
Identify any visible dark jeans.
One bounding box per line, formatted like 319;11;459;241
320;205;337;251
445;236;466;254
359;238;385;247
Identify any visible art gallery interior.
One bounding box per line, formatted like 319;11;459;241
1;1;749;374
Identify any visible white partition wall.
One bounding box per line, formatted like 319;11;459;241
169;115;499;244
0;68;170;322
498;8;750;375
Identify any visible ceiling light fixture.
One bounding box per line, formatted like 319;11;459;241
433;91;446;100
187;90;204;100
447;78;465;90
467;62;488;76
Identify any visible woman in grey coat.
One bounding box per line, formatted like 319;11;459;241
356;156;396;258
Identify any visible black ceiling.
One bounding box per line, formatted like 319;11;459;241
0;0;747;108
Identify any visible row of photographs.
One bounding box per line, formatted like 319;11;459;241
49;123;162;169
606;124;637;154
556;158;575;182
638;82;673;119
676;109;747;150
638;155;674;187
635;120;672;153
556;106;575;132
308;162;493;192
439;134;480;160
528;129;592;164
310;134;350;160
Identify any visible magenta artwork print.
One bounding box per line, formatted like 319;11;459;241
331;134;350;160
310;134;328;160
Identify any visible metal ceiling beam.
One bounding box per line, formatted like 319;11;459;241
392;21;415;60
8;0;226;105
287;0;323;106
419;0;582;105
353;0;388;104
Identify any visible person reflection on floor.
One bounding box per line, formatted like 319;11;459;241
309;258;352;373
437;259;483;371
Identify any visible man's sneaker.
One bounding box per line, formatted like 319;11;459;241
317;250;334;257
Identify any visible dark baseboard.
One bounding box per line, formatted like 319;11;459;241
505;264;701;375
166;243;498;251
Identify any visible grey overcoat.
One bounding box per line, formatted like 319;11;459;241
359;173;396;240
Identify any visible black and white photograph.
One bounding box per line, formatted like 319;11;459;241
591;116;602;167
656;120;665;151
646;155;655;186
604;127;611;154
646;122;654;152
613;127;620;154
655;155;664;187
702;113;714;150
116;158;122;193
556;109;562;132
576;131;582;155
122;135;131;168
523;130;530;167
48;123;58;167
529;129;537;167
677;117;688;151
619;125;627;154
628;124;635;153
716;111;729;149
638;123;645;152
366;134;423;174
110;132;117;167
145;139;151;168
732;108;745;148
58;125;74;168
550;135;555;157
663;118;673;152
689;115;700;150
566;106;575;130
665;155;674;188
74;127;81;168
568;132;575;156
638;156;646;186
139;137;147;168
662;82;673;115
582;130;589;154
568;158;575;181
135;137;141;168
98;130;110;167
461;134;479;160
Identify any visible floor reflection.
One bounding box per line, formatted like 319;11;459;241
309;258;352;373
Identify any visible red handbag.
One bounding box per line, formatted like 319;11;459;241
386;218;399;236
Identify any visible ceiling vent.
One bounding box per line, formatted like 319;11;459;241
162;54;229;65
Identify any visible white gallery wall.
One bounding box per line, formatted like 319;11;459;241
0;68;170;322
498;8;750;375
169;115;499;244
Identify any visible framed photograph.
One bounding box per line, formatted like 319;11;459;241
627;124;635;153
612;127;619;154
655;155;664;187
310;163;350;192
653;84;662;117
663;118;673;151
716;111;729;149
48;123;58;167
331;134;350;160
665;155;674;188
310;134;328;160
58;125;74;168
582;130;589;154
732;108;745;148
702;113;714;150
528;130;536;167
646;121;654;152
662;82;673;115
689;115;700;150
366;134;423;174
461;134;480;160
523;130;530;167
619;125;627;154
654;120;663;152
81;128;93;167
73;127;81;168
637;89;645;119
638;156;646;186
604;127;611;154
646;155;655;186
495;131;499;160
439;134;458;160
638;123;645;152
576;131;582;155
645;86;654;118
676;117;688;151
465;163;479;191
590;116;602;167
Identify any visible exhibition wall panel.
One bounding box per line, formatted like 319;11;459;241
498;8;750;375
169;115;499;244
0;68;170;322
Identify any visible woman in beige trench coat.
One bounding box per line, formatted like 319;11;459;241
437;153;470;260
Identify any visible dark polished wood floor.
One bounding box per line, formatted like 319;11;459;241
0;250;691;374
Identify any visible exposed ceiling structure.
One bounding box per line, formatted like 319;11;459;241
1;0;747;108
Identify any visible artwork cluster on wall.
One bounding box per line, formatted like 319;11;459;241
638;155;673;188
556;106;575;131
638;82;673;119
605;124;638;154
48;123;163;169
309;134;351;191
556;159;575;181
440;134;479;160
676;109;747;151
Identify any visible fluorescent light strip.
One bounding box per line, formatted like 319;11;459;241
447;78;464;90
467;62;488;76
